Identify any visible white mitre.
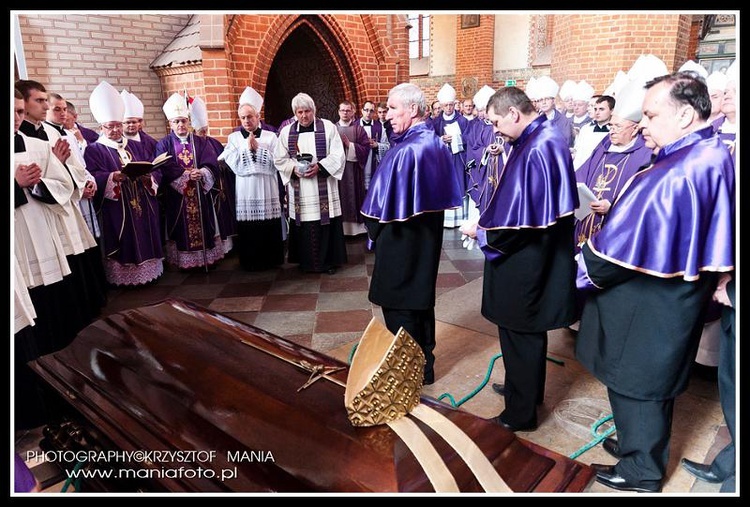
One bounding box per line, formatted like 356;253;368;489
163;92;190;121
190;96;209;130
121;89;144;120
473;85;495;111
436;83;456;104
239;86;264;111
90;81;124;124
678;60;709;79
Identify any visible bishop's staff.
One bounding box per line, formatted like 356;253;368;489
189;133;210;273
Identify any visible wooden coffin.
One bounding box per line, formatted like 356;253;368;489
30;298;594;493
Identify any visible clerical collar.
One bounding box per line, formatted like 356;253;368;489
573;114;588;123
177;135;189;144
97;136;127;150
240;127;263;138
608;138;636;153
298;123;315;133
361;119;372;126
44;120;67;135
442;112;455;121
124;132;141;141
338;120;353;127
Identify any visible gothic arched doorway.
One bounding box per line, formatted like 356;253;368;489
265;18;354;128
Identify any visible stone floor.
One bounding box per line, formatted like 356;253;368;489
14;228;732;496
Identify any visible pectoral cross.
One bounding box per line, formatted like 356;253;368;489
593;163;618;197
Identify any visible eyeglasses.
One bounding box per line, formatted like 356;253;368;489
101;123;123;131
171;118;189;125
607;122;636;133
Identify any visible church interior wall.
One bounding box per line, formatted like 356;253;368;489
17;13;191;134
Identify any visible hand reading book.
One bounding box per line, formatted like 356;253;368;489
121;153;172;179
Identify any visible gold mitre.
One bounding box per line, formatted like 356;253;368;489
345;318;424;427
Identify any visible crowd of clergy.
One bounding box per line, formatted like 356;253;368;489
14;53;737;492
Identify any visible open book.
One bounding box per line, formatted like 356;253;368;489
121;153;172;179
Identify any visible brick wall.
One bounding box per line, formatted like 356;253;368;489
18;13;191;137
552;14;693;94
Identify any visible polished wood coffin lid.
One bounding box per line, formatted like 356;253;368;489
30;298;594;493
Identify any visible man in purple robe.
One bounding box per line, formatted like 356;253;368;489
577;72;735;493
432;83;470;227
121;89;158;159
462;86;578;432
336;100;371;236
574;81;654;252
191;96;237;254
463;85;501;215
84;81;164;286
155;92;224;270
361;83;462;385
536;76;574;148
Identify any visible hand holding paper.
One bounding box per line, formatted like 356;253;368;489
575;182;597;221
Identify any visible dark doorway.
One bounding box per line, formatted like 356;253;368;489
265;22;348;129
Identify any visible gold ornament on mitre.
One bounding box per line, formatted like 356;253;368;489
345;318;424;427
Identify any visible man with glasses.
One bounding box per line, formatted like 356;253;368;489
336;100;370;236
536;76;574;148
154;92;224;271
359;100;387;190
121;89;158;159
574;85;651;252
84;80;164;286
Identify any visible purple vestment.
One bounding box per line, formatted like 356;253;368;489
206;135;237;242
464;117;502;212
155;132;224;268
580;126;734;286
431;113;470;194
84;139;164;285
574;135;653;250
337;122;371;226
361;122;462;222
479;116;577;230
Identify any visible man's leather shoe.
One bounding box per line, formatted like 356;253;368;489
491;383;506;396
681;458;723;483
490;415;537;432
490;383;543;405
601;437;621;459
591;464;662;493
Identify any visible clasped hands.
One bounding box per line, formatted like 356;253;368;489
15;163;42;187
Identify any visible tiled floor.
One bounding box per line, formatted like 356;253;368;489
14;228;730;495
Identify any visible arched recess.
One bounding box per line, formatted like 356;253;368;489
251;15;367;128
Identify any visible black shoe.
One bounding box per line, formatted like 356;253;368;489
490;415;537;432
681;458;723;483
601;437;621;459
591;464;662;493
423;371;435;386
326;267;337;275
490;383;543;405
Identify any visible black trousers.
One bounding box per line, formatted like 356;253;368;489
498;327;547;427
381;308;436;382
608;387;673;485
